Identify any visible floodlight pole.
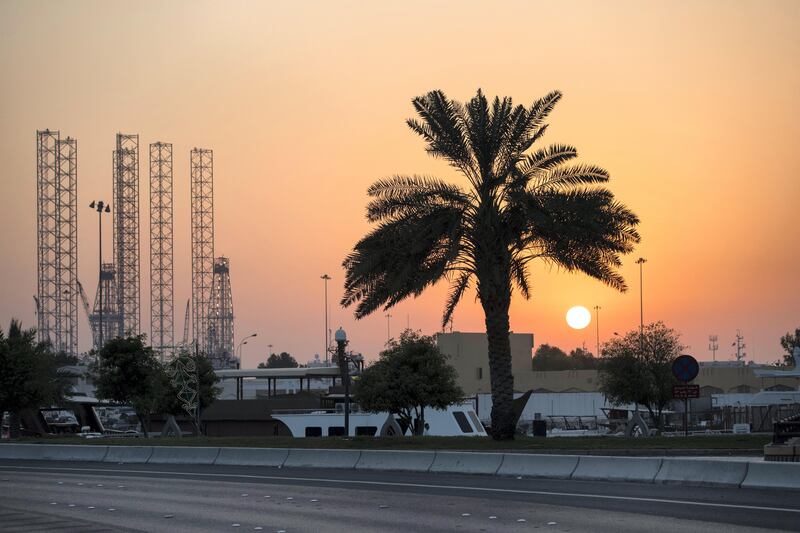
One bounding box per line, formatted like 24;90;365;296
636;258;647;354
321;274;331;364
335;328;350;436
594;306;601;357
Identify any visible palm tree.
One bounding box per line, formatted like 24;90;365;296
342;89;640;439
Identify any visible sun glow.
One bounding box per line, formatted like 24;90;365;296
566;306;591;330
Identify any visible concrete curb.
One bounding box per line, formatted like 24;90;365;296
2;444;798;491
356;450;435;472
655;458;749;487
103;446;154;464
147;446;221;465
573;456;662;483
429;451;504;475
215;447;290;467
283;448;361;469
741;462;800;490
497;453;579;479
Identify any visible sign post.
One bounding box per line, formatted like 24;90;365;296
671;354;699;437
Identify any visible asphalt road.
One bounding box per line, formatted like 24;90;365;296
0;460;798;532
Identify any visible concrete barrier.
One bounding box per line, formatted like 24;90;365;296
283;449;361;469
0;443;57;461
36;445;109;462
429;452;504;475
572;456;662;483
741;462;800;490
103;446;154;464
356;450;435;472
147;446;221;465
215;447;289;467
655;458;748;487
497;453;579;479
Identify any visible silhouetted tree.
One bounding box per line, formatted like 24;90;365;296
531;344;598;370
780;328;800;366
599;322;683;431
568;347;599;370
342;89;640;439
259;352;298;369
355;331;463;435
0;320;71;438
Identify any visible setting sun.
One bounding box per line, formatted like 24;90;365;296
566;306;591;330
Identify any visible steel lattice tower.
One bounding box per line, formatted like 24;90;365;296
56;137;78;355
113;133;140;337
150;142;174;359
190;148;214;352
91;263;121;348
36;131;59;346
207;256;234;369
36;130;78;355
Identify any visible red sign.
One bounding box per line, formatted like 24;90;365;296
673;384;700;399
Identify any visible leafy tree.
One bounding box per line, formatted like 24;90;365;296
780;328;800;366
162;348;221;416
568;347;599;370
259;352;298;369
531;344;598;371
0;320;71;438
341;89;639;439
89;335;166;437
355;330;463;435
531;344;569;370
598;322;684;431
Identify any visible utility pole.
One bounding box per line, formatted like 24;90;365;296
321;274;331;364
385;313;392;344
594;306;601;357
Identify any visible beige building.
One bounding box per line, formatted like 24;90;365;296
437;332;799;396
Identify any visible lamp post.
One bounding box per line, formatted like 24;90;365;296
385;313;392;344
236;333;257;367
334;327;350;436
593;306;601;357
636;257;647;354
89;201;110;348
321;274;331;364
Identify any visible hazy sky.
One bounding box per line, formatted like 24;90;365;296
1;0;798;367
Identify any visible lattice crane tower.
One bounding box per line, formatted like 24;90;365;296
190;148;214;352
36;130;78;355
150;142;174;359
113;133;141;337
207;256;234;369
91;263;121;348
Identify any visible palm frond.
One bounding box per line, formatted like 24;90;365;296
442;271;472;328
530;163;609;191
512;187;640;291
341;206;465;318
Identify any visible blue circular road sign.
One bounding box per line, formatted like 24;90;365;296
672;354;699;382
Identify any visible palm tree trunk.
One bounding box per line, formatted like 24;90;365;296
478;267;515;440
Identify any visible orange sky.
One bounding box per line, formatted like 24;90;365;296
1;0;798;367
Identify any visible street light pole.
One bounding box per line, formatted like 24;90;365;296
594;305;601;357
385;313;392;344
321;274;331;364
636;257;647;354
236;333;257;367
90;201;110;349
334;328;350;436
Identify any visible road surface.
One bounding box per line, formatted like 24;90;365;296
0;460;798;532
